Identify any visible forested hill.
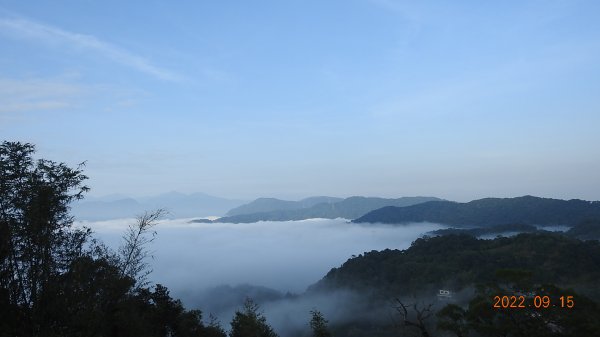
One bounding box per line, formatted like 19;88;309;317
309;233;600;337
353;195;600;226
311;232;600;300
430;220;600;240
211;196;442;223
224;196;342;216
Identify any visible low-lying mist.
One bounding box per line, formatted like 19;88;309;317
78;218;444;333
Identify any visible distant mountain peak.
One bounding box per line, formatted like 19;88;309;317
72;191;247;221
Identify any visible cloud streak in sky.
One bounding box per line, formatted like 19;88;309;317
0;16;180;81
0;77;82;115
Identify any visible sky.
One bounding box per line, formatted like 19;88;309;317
1;0;600;201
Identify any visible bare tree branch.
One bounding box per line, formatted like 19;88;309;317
394;298;434;337
119;208;167;287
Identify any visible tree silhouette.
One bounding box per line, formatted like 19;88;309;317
394;298;434;337
0;141;224;337
309;309;332;337
0;141;90;334
229;298;278;337
119;208;167;287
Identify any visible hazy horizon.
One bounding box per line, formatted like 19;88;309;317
80;190;599;204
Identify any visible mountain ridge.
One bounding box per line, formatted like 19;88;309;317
225;196;342;216
209;196;443;223
353;195;600;226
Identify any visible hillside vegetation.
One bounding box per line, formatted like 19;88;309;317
310;233;600;336
353;196;600;226
313;233;600;300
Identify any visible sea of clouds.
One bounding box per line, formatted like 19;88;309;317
76;218;445;333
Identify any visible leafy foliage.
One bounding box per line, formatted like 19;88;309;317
0;141;89;310
0;141;226;337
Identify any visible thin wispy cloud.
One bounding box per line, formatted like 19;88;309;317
0;75;148;117
0;16;181;81
0;77;81;114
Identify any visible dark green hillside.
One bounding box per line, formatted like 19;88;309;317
428;220;600;241
312;233;600;300
309;233;600;336
353;195;600;226
567;219;600;240
213;196;442;223
326;196;444;220
430;223;540;237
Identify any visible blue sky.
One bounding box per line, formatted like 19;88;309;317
1;0;599;201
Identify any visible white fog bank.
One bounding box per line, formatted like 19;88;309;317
77;218;444;300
